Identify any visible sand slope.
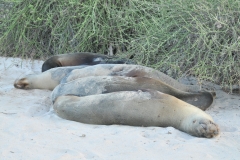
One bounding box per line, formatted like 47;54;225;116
0;57;239;160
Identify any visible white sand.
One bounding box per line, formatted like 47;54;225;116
0;57;240;160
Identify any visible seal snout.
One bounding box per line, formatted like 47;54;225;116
14;78;29;89
194;119;219;138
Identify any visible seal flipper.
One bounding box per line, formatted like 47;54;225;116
177;91;215;111
140;89;215;111
110;66;200;92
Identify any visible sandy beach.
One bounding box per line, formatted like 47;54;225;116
0;57;239;160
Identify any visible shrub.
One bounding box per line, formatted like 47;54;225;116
0;0;239;91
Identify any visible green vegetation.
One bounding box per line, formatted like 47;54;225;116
0;0;239;91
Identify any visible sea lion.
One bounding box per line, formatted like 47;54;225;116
51;76;215;110
62;64;200;92
14;66;88;90
42;52;133;72
53;90;219;138
15;64;200;92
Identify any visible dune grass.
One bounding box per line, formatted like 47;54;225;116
0;0;239;92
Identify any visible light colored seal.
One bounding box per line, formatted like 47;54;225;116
15;64;200;92
42;52;133;72
51;76;215;110
53;90;219;138
14;66;88;90
62;64;200;92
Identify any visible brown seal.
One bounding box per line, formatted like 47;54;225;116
42;52;132;72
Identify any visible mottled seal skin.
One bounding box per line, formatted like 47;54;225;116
14;64;215;110
53;90;219;138
63;64;200;92
51;76;215;110
14;66;88;90
42;52;133;72
15;64;201;93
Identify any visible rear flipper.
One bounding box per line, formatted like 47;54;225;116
178;91;216;111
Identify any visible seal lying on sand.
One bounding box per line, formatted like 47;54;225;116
54;90;219;138
15;64;200;92
14;66;87;90
14;60;218;137
42;52;133;72
62;64;200;92
14;64;215;110
51;76;214;111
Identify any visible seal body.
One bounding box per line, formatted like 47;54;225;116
14;62;219;138
54;90;219;138
42;52;133;72
63;64;200;92
16;64;200;92
14;65;215;110
51;76;214;110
